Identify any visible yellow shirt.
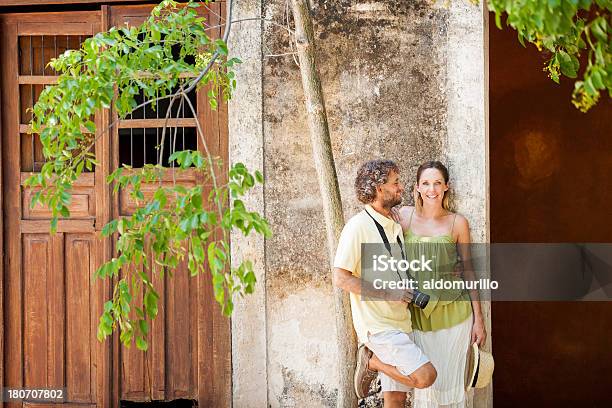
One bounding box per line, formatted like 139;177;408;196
334;204;412;343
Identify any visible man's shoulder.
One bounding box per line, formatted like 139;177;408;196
341;209;378;240
345;209;370;229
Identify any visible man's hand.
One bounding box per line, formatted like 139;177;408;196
384;288;413;305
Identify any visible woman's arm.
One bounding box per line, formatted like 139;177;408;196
455;215;487;346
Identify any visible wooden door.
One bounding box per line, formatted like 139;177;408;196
1;3;230;407
0;11;111;408
107;3;230;406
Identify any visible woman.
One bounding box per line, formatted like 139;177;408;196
393;161;486;408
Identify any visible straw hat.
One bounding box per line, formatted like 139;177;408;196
465;342;494;391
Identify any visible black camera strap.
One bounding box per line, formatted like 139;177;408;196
365;208;406;261
364;208;431;309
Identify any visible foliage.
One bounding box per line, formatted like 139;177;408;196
95;159;269;350
23;0;270;351
488;0;612;112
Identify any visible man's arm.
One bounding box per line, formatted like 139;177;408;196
333;217;411;303
332;267;411;303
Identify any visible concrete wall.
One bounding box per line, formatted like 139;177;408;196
229;1;489;406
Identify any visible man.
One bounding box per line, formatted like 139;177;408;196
333;160;437;408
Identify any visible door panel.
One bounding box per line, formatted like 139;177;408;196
1;11;109;408
22;234;59;389
65;234;97;403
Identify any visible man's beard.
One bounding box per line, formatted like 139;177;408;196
382;194;402;209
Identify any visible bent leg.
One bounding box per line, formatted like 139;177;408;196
370;354;437;389
383;391;407;408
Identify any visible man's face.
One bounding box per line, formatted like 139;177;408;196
377;170;404;208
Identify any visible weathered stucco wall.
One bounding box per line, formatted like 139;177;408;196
228;0;267;406
264;0;449;406
229;0;488;406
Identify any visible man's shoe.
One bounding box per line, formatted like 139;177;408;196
354;344;377;399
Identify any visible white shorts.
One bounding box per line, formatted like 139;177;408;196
365;330;431;393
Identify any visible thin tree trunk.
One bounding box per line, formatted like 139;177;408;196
289;1;358;407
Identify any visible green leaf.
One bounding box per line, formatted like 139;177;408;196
96;263;109;279
76;160;85;175
591;18;608;43
495;12;502;30
192;235;204;261
139;319;149;335
584;77;597;95
59;205;70;218
558;51;578;78
84;120;96;133
191;192;203;209
591;70;604;89
214;39;228;56
135;336;148;351
102;219;118;237
144;290;159;318
168;150;182;164
188;254;197;276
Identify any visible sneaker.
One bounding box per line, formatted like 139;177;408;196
354;344;377;399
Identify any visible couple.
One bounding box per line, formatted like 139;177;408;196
333;160;486;408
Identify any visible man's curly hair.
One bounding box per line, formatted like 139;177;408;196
354;160;399;204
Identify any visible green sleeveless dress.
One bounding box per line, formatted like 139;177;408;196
404;215;472;332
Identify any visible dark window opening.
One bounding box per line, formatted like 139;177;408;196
118;127;197;168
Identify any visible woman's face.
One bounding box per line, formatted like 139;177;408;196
416;168;448;206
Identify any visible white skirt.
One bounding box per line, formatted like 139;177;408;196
412;315;472;408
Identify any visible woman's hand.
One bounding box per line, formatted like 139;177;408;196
471;315;487;346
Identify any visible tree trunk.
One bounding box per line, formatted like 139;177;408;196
289;1;358;407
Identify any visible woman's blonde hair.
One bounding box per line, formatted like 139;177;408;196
414;161;452;213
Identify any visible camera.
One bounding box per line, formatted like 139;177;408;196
411;289;430;309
